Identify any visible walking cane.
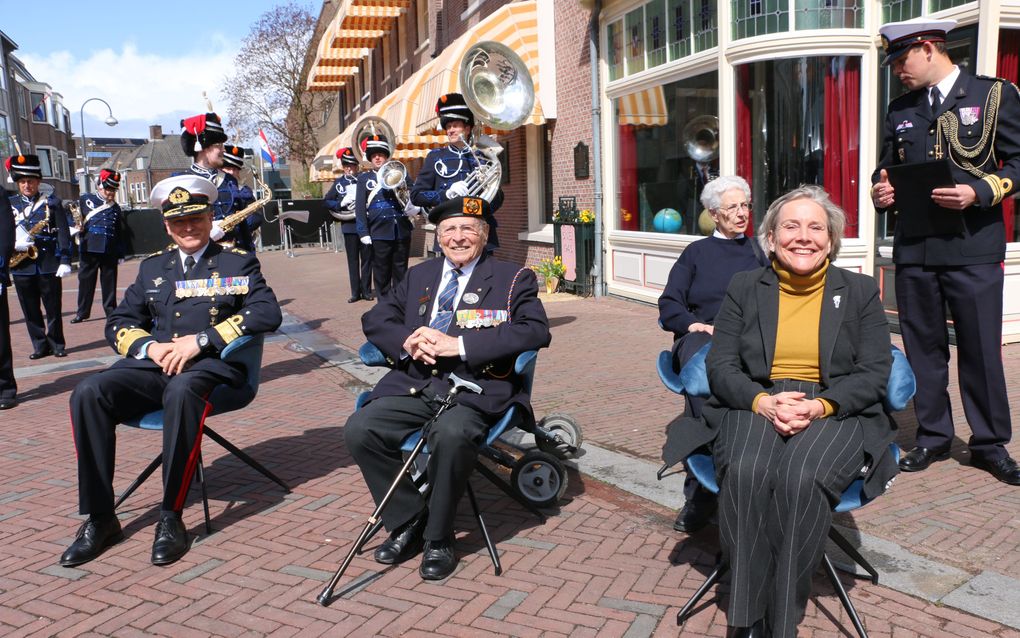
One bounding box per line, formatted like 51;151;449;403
317;374;483;605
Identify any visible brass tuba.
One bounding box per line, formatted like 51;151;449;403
681;115;720;164
455;41;536;202
351;116;411;208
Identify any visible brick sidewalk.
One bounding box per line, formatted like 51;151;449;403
0;246;1018;636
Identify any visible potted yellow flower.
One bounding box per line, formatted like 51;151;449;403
533;256;566;294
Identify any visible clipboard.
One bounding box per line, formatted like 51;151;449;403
884;160;965;238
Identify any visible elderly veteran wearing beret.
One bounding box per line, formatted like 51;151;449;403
658;175;767;534
344;196;551;581
61;174;281;568
871;18;1020;485
673;186;894;638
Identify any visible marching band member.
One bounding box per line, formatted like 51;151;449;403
0;190;15;409
411;93;504;252
355;134;416;296
325;146;373;302
72;169;124;323
7;154;72;359
61;174;281;567
219;144;262;251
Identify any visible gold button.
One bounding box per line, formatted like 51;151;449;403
409;387;418;395
897;137;903;142
928;151;934;156
175;312;181;317
173;333;179;338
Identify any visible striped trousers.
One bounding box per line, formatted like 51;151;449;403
714;379;865;638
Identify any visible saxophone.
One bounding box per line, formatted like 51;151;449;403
10;218;50;268
216;170;272;247
68;200;83;245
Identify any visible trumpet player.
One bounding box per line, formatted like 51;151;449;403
355;135;418;296
72;169;124;323
218;144;262;251
411;93;504;252
6;153;71;359
325;146;373;303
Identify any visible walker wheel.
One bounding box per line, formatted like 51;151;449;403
511;450;567;508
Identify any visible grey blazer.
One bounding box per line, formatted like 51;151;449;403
686;264;897;499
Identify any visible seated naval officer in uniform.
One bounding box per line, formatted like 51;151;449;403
344;196;551;580
60;174;282;568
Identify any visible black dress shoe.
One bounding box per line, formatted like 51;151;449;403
374;511;426;565
29;349;52;360
972;455;1020;486
673;492;717;533
362;293;375;301
53;348;67;358
419;538;457;580
151;512;189;565
60;515;124;567
0;397;16;410
899;445;951;472
347;295;360;303
727;619;767;638
69;316;87;324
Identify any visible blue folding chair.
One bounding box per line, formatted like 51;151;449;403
113;335;290;534
658;343;915;638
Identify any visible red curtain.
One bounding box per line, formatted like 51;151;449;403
736;65;754;228
998;30;1019;241
822;57;860;238
618;125;639;231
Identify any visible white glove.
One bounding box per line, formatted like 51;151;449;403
445;181;470;199
210;221;226;241
69;226;81;237
360;236;372;245
340;190;356;210
56;264;72;278
14;238;34;252
403;201;421;218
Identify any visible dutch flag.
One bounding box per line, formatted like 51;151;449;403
257;129;276;168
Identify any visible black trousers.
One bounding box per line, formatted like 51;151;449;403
0;287;15;401
895;263;1012;461
371;238;411;297
715;379;864;638
76;251;119;318
343;232;373;298
672;330;714;502
70;364;241;515
12;273;64;353
344;394;494;540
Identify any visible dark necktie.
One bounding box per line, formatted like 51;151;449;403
429;269;462;333
930;88;941;117
184;255;196;279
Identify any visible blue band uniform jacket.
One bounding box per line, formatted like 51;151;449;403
9;193;71;275
666;265;896;500
411;145;504;247
363;254;551;423
77;193;124;257
188;167;261;252
873;72;1020;266
324;173;358;234
354;170;413;241
106;243;282;379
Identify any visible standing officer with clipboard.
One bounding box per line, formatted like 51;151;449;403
871;18;1020;485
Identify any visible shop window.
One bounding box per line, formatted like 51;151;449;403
736;56;861;238
882;0;921;22
614;71;719;235
625;8;645;75
607;20;624;81
646;0;667;69
733;0;789;40
795;0;863;30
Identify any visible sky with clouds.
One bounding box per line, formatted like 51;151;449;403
7;0;311;144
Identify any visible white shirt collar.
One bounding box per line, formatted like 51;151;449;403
430;255;481;321
178;243;210;271
932;66;960;103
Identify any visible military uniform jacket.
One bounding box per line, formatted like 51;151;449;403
354;170;413;241
77;192;123;256
364;255;551;421
411;145;504;245
106;243;282;379
9;193;71;276
0;193;13;286
873;72;1020;266
324;173;358;234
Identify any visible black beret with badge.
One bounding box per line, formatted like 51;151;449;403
427;195;492;225
879;17;957;66
148;174;219;219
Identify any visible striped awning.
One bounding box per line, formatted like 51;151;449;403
616;86;668;127
306;0;410;91
311;0;545;180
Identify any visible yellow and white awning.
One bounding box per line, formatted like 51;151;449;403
616;86;668;127
306;0;410;91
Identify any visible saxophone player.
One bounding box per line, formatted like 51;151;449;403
6;153;72;359
72;169;124;323
219;144;261;251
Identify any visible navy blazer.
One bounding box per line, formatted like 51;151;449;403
363;254;551;421
674;265;896;499
9;193;71;275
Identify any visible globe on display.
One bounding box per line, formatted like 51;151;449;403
698;209;716;235
653;208;683;233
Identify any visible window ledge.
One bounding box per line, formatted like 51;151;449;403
519;224;554;244
460;1;482;20
414;39;431;56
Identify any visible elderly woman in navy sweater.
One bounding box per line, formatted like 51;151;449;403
658;175;767;533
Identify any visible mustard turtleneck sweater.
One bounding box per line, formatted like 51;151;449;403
751;260;836;417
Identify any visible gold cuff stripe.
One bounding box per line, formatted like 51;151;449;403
983;175;1006;206
213;314;245;345
115;328;152;356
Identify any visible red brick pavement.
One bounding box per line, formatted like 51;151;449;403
0;247;1018;636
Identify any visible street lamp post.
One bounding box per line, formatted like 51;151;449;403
79;97;118;193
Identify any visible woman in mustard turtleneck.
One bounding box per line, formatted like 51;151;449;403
703;186;895;638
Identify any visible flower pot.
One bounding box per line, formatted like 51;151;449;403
544;276;559;294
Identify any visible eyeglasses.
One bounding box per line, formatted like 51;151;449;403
718;202;751;214
439;223;482;238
